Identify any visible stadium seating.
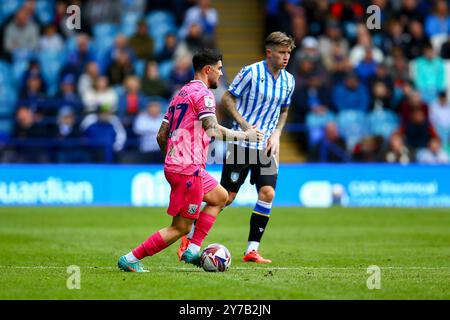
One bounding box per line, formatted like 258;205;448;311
38;49;66;96
336;110;368;151
146;10;176;55
158;60;174;81
0;0;23;25
367;108;399;139
121;11;142;37
35;0;55;25
306;111;336;146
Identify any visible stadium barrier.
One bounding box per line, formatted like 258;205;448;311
1;164;450;207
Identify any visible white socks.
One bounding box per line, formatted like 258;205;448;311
187;224;195;240
125;252;139;263
187;243;201;254
246;241;260;255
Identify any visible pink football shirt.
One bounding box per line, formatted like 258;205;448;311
162;80;216;176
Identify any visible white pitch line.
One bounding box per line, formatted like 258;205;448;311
0;266;448;271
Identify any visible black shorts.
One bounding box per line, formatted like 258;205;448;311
220;143;278;193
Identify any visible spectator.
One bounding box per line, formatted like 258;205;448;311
398;91;429;126
398;0;425;27
175;23;211;61
53;106;89;163
55;73;84;114
62;33;95;79
39;24;64;52
413;43;447;103
381;20;410;57
106;49;134;86
140;60;171;99
18;74;48;115
405;20;429;60
370;81;392;111
179;0;218;41
289;11;308;53
4;8;39;55
332;72;369;112
429;91;450;138
349;25;384;66
118;76;146;132
105;34;136;71
424;0;450;39
330;0;364;26
291;36;326;81
11;106;48;163
310;122;349;162
440;34;450;59
400;108;438;150
128;20;155;61
291;72;332;124
78;61;99;97
323;41;353;83
318;20;349;69
133;100;165;163
80;104;126;163
389;50;410;90
355;47;378;88
156;33;178;63
169;56;194;92
416;137;449;164
352;136;384;163
83;0;121;28
382;132;414;164
368;62;394;101
20;59;47;95
82;76;118;114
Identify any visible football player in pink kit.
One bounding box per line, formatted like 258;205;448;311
118;49;263;272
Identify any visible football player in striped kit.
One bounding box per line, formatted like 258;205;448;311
179;32;296;263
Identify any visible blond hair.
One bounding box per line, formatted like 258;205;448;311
265;32;296;50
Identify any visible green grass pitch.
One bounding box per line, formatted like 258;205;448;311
0;207;449;299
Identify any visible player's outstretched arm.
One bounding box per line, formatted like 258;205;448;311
221;91;252;131
156;121;170;154
201;115;263;142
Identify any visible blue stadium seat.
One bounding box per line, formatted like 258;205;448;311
146;11;176;55
134;59;146;78
336;110;368;150
38;50;65;96
306;111;336;146
158;60;174;81
0;86;17;116
121;11;142;37
0;60;13;87
0;118;14;140
367;108;399;139
12;59;29;88
1;0;24;22
93;23;119;39
36;0;55;25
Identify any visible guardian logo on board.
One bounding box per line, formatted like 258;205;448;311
0;177;93;205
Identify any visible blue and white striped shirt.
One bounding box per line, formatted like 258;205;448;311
228;60;295;150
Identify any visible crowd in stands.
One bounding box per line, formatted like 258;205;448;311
0;0;219;163
0;0;449;165
270;0;450;164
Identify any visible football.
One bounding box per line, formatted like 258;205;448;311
200;243;232;272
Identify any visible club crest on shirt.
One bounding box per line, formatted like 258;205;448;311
204;96;214;107
230;172;240;183
188;204;198;215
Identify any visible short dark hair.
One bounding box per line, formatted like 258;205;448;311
192;49;223;72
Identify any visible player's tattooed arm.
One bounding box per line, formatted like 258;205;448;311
221;91;252;131
156;121;170;154
201;115;263;142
